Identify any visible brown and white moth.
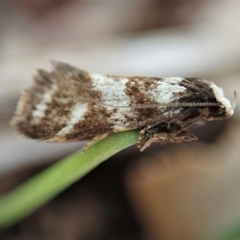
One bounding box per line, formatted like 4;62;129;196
11;61;236;151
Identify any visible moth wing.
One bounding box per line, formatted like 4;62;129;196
11;62;134;142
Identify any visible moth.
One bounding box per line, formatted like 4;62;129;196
11;61;236;151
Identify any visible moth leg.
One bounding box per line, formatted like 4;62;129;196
138;132;170;152
170;130;197;143
82;133;109;153
137;124;174;151
137;123;197;151
181;114;202;130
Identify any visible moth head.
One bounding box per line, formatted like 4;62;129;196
201;84;236;121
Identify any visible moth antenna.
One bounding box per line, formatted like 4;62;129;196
232;90;237;110
168;102;220;107
104;102;221;109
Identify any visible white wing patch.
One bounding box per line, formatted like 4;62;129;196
56;102;89;136
90;73;131;106
31;84;58;124
90;73;134;128
155;77;186;104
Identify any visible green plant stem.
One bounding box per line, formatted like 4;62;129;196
0;130;139;228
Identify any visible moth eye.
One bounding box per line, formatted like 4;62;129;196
202;105;228;120
208;106;224;116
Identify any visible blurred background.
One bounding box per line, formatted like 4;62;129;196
0;0;240;239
